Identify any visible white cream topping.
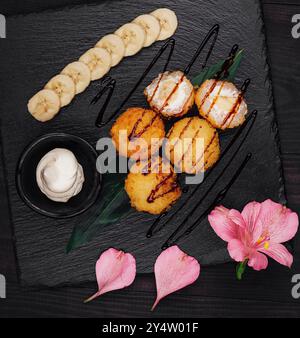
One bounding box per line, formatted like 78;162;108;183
198;80;248;128
36;148;85;202
145;70;193;116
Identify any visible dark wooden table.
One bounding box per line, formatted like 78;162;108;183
0;0;300;318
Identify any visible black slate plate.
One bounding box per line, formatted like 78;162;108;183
0;0;285;286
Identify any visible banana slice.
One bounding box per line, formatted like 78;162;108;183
115;22;146;57
61;61;91;94
28;89;60;122
96;34;125;67
45;74;75;107
151;8;178;41
79;47;111;81
133;14;161;47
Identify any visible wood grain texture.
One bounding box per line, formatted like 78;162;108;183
0;0;300;318
1;259;300;318
262;2;300;154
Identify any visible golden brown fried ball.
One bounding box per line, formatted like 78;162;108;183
195;79;248;130
164;117;220;174
144;70;195;119
125;157;182;215
110;107;165;159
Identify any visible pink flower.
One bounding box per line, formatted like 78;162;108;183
152;245;200;310
85;248;136;303
208;199;298;271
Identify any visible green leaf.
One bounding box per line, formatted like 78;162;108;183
192;49;244;87
66;173;131;253
236;259;248;280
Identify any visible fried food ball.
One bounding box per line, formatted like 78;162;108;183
110;107;165;159
144;70;195;118
195;79;248;130
164;117;220;174
125;157;182;215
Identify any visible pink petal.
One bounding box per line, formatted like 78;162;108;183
241;201;263;242
152;246;200;311
257;199;299;243
228;209;247;229
260;243;293;268
227;239;248;262
208;206;240;242
85;248;136;303
248;251;268;271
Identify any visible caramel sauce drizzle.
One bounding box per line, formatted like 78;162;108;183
198;44;240;122
149;72;186;116
177;126;203;167
135;114;159;139
221;78;251;129
204;81;226;119
199;80;218;111
148;73;164;104
169;118;194;158
193;130;218;169
128;109;160;141
128;109;147;140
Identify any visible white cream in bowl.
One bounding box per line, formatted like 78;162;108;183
36;148;85;202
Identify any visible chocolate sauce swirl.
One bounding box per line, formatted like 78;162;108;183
92;38;175;127
146;110;258;238
162;152;252;249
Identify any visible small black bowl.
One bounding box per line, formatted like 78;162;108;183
16;133;101;218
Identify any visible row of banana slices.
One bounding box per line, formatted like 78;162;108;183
28;8;178;122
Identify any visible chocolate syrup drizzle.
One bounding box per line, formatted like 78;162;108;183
169;118;194;159
221;78;251;128
91;76;116;128
194;130;218;170
147;172;179;204
184;24;220;75
92;38;175;127
88;25;256;249
148;72;186;115
214;44;239;79
198;46;250;129
128;110;161;142
178;125;203;167
146;109;258;238
162;152;252;249
197;44;239;115
141;25;222;206
92;24;220;128
146;45;252;238
148;24;219;116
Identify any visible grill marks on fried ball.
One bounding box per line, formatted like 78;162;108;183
125;157;181;215
165;117;220;174
110;107;165;159
195;79;248;130
144;70;195;118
